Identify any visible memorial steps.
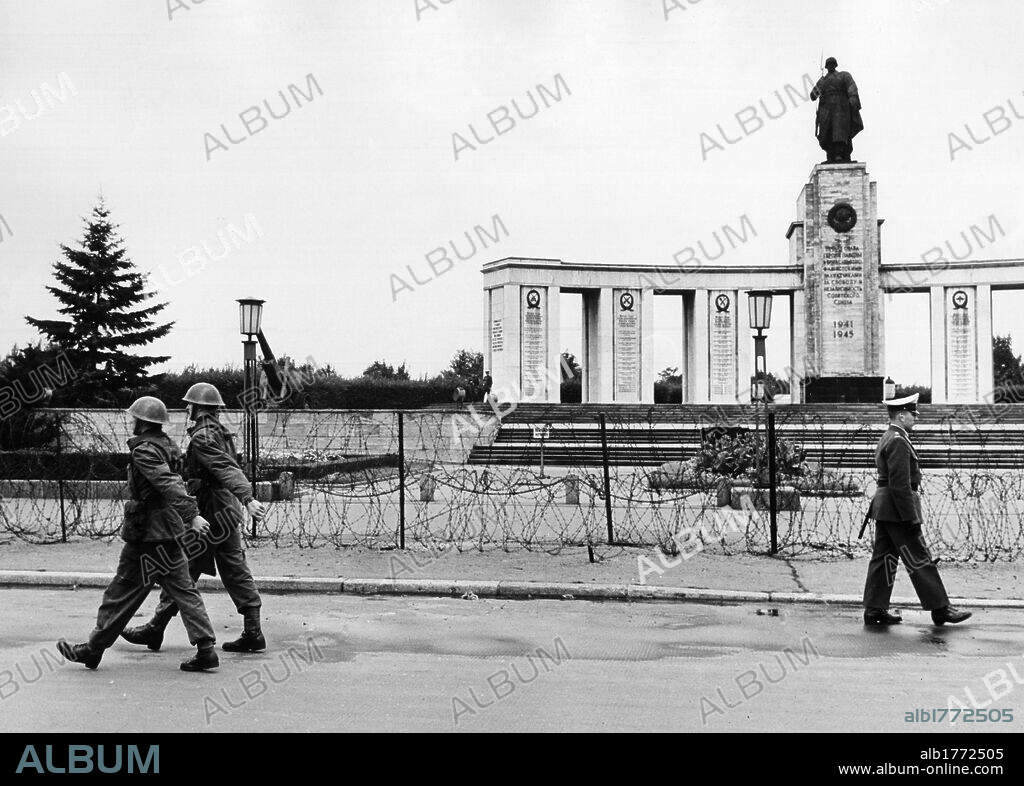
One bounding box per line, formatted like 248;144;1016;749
462;404;1024;469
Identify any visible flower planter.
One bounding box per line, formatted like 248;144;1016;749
728;485;801;511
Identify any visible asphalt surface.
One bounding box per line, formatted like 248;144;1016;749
1;587;1022;733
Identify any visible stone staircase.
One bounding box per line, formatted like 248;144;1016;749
465;403;1024;469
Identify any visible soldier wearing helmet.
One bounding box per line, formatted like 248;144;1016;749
57;397;220;672
809;56;863;163
122;382;269;653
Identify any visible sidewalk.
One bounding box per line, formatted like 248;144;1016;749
1;537;1020;607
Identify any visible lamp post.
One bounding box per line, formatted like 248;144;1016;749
748;291;778;555
238;297;264;538
884;376;896;400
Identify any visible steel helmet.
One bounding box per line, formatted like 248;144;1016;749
127;396;170;425
182;382;226;407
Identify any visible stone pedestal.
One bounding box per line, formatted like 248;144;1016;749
793;162;883;401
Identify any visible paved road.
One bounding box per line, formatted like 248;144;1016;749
1;588;1021;733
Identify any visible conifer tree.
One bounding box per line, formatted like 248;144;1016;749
25;199;172;403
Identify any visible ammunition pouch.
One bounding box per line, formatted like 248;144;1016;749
121;499;148;544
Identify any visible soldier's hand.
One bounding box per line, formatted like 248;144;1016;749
246;499;267;520
190;515;211;537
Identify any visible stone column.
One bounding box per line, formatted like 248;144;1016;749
589;288;616;402
583;290;599;403
546;288;561;404
692;290;710;403
975;284;994;399
640;289;655;404
737;294;753;405
682;292;694;403
790;289;806;402
929;285;946;403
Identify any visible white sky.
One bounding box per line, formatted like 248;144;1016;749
2;0;1023;386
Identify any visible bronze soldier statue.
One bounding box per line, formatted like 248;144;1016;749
810;56;863;163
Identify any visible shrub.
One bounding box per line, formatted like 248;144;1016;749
654;380;682;403
694;430;807;482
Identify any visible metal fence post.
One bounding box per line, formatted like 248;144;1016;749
56;412;67;544
599;413;614;545
767;408;778;555
398;411;406;550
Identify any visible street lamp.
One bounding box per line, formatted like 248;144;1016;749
237;297;264;537
747;290;778;555
238;297;264;336
748;290;773;402
884;376;896;400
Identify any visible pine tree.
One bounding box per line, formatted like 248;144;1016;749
25;199;172;404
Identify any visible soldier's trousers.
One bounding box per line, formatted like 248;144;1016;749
88;541;216;650
150;522;261;629
863;520;949;611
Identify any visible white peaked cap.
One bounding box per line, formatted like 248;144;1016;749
883;392;919;409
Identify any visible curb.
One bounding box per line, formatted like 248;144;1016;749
1;570;1022;609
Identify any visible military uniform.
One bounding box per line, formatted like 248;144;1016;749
810;60;863;162
58;419;217;670
145;412;263;636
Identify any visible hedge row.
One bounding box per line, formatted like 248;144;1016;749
129;373;461;410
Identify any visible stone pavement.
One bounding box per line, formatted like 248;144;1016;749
0;537;1020;607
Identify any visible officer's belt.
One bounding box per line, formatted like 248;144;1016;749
876;481;920;491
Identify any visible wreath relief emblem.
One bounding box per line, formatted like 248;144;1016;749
827;202;858;233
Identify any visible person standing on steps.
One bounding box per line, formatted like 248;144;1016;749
121;382;269;654
57;396;219;672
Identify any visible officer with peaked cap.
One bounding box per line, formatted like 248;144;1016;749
57;397;220;671
121;383;269;653
862;393;972;626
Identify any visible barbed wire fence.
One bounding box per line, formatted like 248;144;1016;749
1;406;1023;560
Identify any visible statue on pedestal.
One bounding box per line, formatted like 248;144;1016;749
810;57;863;163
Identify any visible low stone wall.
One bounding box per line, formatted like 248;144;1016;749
45;408;496;466
0;474;295;501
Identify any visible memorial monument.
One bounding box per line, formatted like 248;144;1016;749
481;57;1006;405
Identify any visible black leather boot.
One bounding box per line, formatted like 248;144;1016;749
864;607;902;626
180;644;219;672
931;606;972;626
120;622;165;651
57;638;102;669
223;609;266;653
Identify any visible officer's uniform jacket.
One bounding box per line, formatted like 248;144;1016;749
867;424;923;523
184;412;254;528
125;430;200;542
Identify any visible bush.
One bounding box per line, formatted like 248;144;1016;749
0;411;61;450
993;384;1024;404
895;384;931;404
0;450;129;480
694;431;807;482
654;380;682;403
